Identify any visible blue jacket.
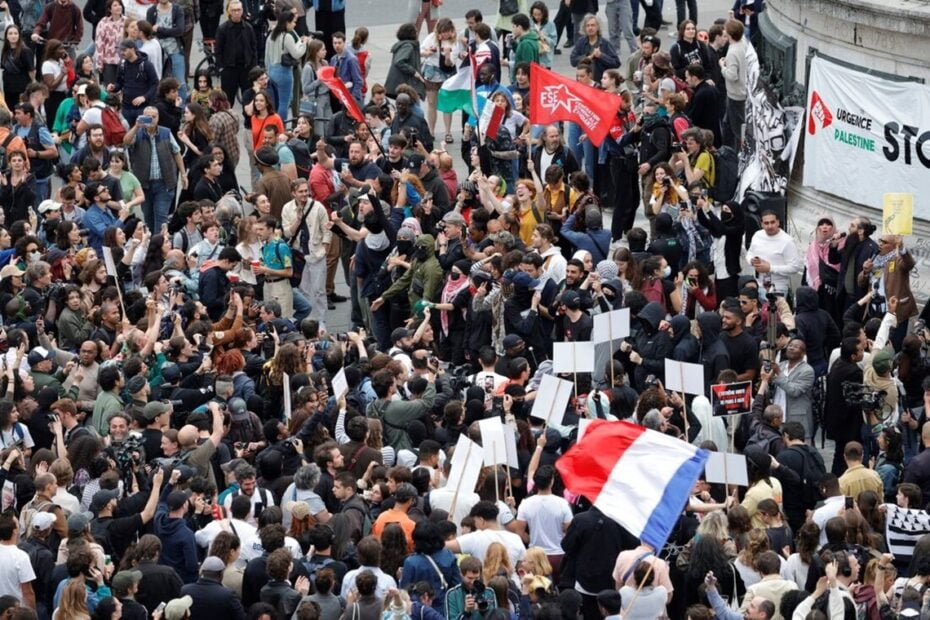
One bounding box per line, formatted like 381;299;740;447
313;0;345;11
116;51;159;105
331;50;363;103
399;550;462;610
154;484;199;583
83;204;119;254
561;212;612;264
198;265;230;321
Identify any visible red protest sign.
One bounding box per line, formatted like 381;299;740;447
710;382;753;416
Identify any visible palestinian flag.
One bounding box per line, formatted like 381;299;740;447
437;65;475;115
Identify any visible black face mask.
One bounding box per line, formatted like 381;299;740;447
396;240;413;255
414;247;429;261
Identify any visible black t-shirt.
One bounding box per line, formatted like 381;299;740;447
556;313;593;342
2;48;35;92
93;513;143;562
141;428;163;463
720;329;760;375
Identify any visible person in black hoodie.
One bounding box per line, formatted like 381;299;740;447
697;198;744;300
697;311;731;393
619;102;671;236
503;271;549;366
776;420;826;533
794;285;842;377
153;472;199;584
670;314;699;363
625;301;673;391
824;337;864;476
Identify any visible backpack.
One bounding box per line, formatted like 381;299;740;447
300;556;334;584
101;106;126;147
0;133;15;172
711;146;739;203
670;75;694;100
287;138;313;180
19;499;53;537
786;445;826;511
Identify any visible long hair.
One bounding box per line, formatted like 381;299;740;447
687;535;732;583
380;523;407;579
184;102;213;143
271;9;295;40
483;542;512;583
57;578;90;619
209;531;241;565
269;343;305;383
1;25;24;63
42;38;63;63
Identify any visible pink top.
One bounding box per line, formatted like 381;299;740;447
95;16;126;66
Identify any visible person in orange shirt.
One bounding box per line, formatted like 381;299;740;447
372;482;418;551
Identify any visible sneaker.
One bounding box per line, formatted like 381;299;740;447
562;40;573;48
329;293;348;303
327;301;336;310
554;48;562;55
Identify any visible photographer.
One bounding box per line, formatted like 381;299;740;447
444;555;496;620
647;163;688;220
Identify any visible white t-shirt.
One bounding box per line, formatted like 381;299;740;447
221;487;276;526
194;518;258;557
0;424;33;451
516;494;573;554
812;495;845;545
457;528;526;571
0;544;35;601
41;60;67;92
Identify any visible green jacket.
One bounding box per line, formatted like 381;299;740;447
366;381;436;452
32;372;62;397
513;31;540;65
91;391;124;436
58;307;93;352
444;584;497;620
381;235;443;306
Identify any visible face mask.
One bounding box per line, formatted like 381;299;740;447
396;240;413;256
414;247;429;261
661;265;671;278
642;113;656;125
449;272;461;281
721;210;733;221
28;251;41;263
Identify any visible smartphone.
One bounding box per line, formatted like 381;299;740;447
155;602;167;614
844;496;854;510
104;555;112;566
138;115;153;126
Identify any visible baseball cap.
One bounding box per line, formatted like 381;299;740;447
119;38;137;51
126;375;147;395
90;489;120;514
405;154;425;170
560;290;581;310
164;596;193;620
37;199;61;214
0;265;23;280
142;401;169;422
201;556;226;573
166;490;191;511
391;327;411;344
510;271;539;290
27;346;55;367
112;570;142;593
502;334;524;350
441;211;466;227
221;458;247;474
228;397;250;422
284;500;311;521
30;512;56;533
67;512;91;533
873;348;895;375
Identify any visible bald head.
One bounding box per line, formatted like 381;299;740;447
178;425;199;448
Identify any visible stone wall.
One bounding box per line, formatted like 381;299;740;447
761;0;930;302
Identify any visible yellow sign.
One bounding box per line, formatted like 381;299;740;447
883;193;914;235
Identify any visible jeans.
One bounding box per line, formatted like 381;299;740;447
293;288;311;323
142;180;175;231
567;122;595;180
166;51;189;102
35;176;50;201
301;256;328;324
724;97;746;149
606;0;638;55
268;63;293;121
675;0;697;27
371;302;392;351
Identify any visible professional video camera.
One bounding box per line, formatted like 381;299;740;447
842;381;890;417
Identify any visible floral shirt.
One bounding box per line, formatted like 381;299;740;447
94;16;125;66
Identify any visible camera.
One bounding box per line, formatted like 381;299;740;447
644;374;659;389
662;177;671;187
842;381;889;416
408;128;418;141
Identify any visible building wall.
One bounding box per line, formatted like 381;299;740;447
762;0;930;302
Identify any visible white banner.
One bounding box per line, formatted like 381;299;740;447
804;56;930;215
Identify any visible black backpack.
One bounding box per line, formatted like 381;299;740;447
787;445;826;510
287;138;313;180
711;145;739;203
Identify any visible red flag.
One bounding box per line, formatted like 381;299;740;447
318;66;364;124
528;62;623;147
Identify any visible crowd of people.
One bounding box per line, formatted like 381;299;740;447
0;0;927;620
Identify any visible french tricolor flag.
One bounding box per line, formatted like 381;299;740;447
557;420;709;551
